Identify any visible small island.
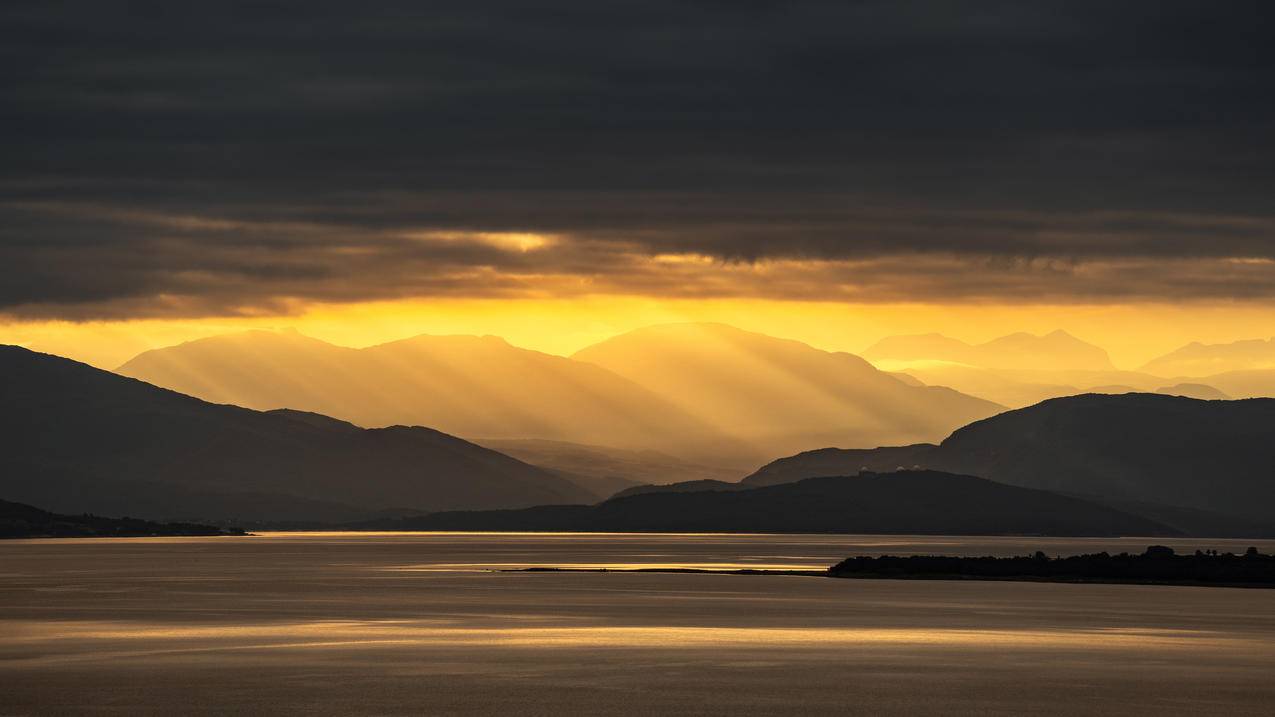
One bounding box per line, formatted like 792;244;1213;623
513;546;1275;588
828;545;1275;587
1;499;245;539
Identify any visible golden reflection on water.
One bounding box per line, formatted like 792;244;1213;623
384;563;823;572
6;534;1275;714
7;619;1257;657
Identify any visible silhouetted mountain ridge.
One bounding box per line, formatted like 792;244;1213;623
742;393;1275;527
474;438;743;499
1;345;593;522
0;499;242;538
609;479;745;499
367;470;1177;536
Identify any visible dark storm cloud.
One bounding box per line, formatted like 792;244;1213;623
2;1;1274;316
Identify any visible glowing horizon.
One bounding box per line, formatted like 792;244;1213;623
7;295;1275;372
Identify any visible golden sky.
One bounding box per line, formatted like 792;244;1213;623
5;3;1274;380
6;296;1275;371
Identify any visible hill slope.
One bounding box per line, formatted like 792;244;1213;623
742;445;939;488
572;323;1003;457
0;499;240;538
1;346;592;522
743;393;1275;523
373;471;1177;536
608;479;745;500
116;330;743;463
474;439;744;500
1155;383;1229;400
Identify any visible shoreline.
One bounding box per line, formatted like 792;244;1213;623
506;566;1275;589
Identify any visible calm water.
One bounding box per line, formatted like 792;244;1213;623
2;532;1274;715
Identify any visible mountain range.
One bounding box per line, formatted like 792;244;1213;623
7;337;1275;536
738;393;1275;530
863;331;1275;407
0;345;596;523
117;323;1003;462
366;470;1177;537
117;329;738;462
569;323;1005;457
863;330;1117;371
473;439;740;499
1140;337;1275;375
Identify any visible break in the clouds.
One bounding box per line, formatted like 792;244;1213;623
2;1;1274;317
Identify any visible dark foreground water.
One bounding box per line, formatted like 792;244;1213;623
3;532;1274;716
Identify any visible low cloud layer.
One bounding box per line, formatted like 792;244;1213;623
3;1;1274;317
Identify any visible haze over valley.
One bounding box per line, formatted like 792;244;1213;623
7;321;1275;538
116;322;1005;464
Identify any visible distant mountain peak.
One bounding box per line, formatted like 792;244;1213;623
572;322;1000;457
1141;336;1275;376
115;322;1000;462
373;333;515;350
125;328;336;360
865;329;1113;371
113;327;737;461
595;321;761;339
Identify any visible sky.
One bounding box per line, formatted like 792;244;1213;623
3;1;1274;368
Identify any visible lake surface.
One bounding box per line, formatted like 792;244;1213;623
3;532;1274;715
